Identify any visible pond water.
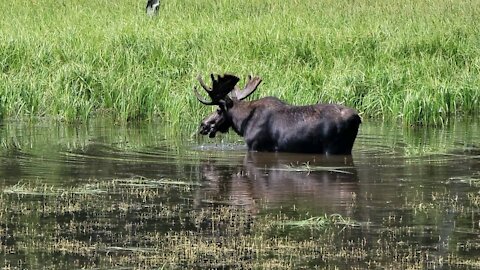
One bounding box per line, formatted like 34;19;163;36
0;119;478;269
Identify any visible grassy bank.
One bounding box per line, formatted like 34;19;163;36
0;0;479;125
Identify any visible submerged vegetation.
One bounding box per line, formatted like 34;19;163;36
0;0;479;125
1;178;479;269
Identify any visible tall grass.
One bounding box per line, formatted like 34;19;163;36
0;0;479;125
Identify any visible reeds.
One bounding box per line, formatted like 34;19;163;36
1;0;479;125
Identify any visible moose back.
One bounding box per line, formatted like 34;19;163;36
194;74;361;155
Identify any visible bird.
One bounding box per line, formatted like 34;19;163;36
146;0;160;16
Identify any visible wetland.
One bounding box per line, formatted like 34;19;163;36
0;118;479;269
1;0;480;267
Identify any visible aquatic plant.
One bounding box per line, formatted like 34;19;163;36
278;214;360;229
0;0;479;125
1;178;478;269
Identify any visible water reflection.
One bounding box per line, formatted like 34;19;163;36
0;118;478;268
0;119;198;185
195;152;359;214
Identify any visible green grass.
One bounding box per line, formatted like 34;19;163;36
0;0;479;125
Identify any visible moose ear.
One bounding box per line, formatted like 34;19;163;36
218;99;233;111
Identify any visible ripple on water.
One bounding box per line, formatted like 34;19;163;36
0;119;479;268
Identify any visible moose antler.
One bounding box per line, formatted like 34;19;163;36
194;74;240;105
194;75;214;105
231;75;262;100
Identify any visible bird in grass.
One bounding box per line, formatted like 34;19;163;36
146;0;160;16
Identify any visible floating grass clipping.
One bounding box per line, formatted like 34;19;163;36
279;214;360;229
277;163;355;174
446;172;480;187
2;178;200;198
112;177;202;188
3;182;107;196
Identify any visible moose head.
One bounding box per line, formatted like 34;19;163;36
194;73;361;154
194;74;262;138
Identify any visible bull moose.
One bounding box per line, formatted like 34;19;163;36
194;74;361;154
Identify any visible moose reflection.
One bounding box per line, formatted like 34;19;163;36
195;74;361;154
194;152;359;214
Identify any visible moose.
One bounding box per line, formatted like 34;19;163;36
194;74;361;154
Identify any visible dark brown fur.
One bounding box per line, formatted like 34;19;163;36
196;74;361;155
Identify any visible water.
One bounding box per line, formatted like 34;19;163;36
0;118;478;269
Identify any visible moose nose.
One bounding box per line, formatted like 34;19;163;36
208;130;217;138
199;123;213;135
198;124;207;135
199;123;217;138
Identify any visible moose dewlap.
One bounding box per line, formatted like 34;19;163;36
195;74;361;155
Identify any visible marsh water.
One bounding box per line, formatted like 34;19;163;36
0;118;479;269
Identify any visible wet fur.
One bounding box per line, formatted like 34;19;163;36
201;96;361;154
